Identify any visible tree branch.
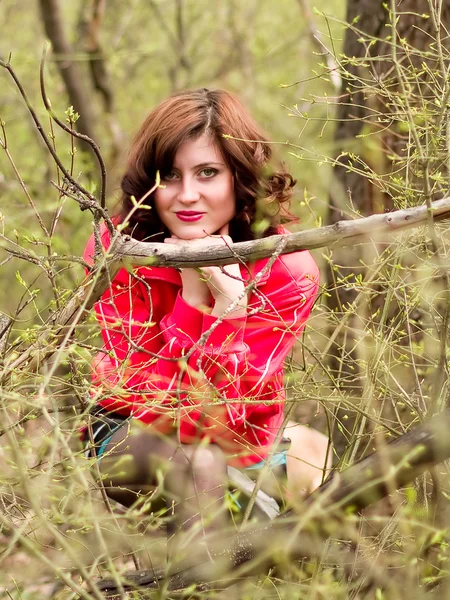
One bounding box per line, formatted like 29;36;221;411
0;56;111;230
3;196;450;383
112;195;450;268
40;44;107;209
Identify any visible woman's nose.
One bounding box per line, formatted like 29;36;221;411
178;177;200;203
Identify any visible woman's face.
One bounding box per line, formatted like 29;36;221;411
154;134;236;240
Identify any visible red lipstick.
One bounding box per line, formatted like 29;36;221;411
175;211;205;222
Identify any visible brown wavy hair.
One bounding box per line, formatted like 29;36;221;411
117;88;296;242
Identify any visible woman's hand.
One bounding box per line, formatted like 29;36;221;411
164;236;212;310
164;228;247;318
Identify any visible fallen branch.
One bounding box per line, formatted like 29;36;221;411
96;407;450;596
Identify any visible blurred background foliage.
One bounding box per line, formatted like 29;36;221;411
0;0;345;353
0;0;344;258
2;0;450;598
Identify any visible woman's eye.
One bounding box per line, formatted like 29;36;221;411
163;171;178;181
200;168;217;178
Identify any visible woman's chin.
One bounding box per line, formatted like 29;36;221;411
168;220;230;240
173;232;207;240
170;226;212;240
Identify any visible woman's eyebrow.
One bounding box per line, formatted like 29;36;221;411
191;161;225;169
171;161;225;170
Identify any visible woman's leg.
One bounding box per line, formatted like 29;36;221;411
242;422;332;509
96;422;228;556
284;420;333;502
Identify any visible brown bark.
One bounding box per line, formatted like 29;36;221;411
77;0;123;160
325;1;394;444
84;0;112;111
331;1;387;221
38;0;97;151
331;0;450;222
326;0;450;447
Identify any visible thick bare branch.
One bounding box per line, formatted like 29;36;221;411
2;196;450;382
79;0;124;160
112;195;450;268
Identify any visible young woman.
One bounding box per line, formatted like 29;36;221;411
83;88;328;554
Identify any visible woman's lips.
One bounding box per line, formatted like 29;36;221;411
175;211;205;222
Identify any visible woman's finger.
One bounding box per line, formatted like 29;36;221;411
204;234;232;245
164;235;232;248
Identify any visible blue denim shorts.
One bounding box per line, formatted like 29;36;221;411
245;450;288;471
84;412;129;459
86;410;288;474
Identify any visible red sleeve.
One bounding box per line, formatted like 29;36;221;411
175;252;320;443
85;228;319;447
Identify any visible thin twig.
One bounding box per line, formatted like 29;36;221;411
0;55;113;238
40;44;107;209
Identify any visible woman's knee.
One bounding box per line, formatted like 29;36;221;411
285;421;333;497
175;444;227;475
99;426;176;483
99;425;227;491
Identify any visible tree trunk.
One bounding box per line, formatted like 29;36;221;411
77;0;123;163
326;2;391;390
38;0;97;152
326;0;450;453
